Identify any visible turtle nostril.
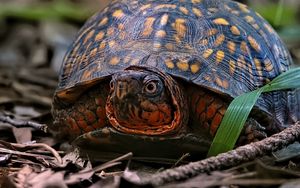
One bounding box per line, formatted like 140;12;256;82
115;81;128;99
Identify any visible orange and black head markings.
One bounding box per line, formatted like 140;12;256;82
106;67;187;136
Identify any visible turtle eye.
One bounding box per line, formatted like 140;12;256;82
109;80;115;90
144;81;158;94
143;79;163;96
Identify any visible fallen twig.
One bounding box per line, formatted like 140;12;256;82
0;140;62;165
10;143;63;165
139;122;300;186
0;115;47;132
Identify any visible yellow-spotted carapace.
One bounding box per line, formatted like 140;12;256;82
51;0;300;161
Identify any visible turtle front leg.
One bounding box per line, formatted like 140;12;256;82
51;84;110;140
236;118;268;146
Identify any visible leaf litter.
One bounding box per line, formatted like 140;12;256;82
0;1;300;187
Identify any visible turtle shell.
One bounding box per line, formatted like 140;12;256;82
55;0;292;105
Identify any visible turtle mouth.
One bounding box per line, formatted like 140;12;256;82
105;66;188;136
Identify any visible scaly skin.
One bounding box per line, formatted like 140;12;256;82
52;84;110;140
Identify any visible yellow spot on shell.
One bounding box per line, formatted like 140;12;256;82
124;56;131;63
98;17;108;26
230;26;240;35
177;60;189;71
110;57;120;65
165;43;174;50
179;7;189;15
130;59;139;65
140;4;151;11
229;60;236;75
95;31;105;41
119;31;126;40
248;36;261;52
165;59;174;69
107;27;115;36
213;18;230;25
224;4;231;11
204;75;212;81
90;48;98;58
214;34;225;47
155;30;166;38
118;23;125;30
199;39;208;46
237;56;247;70
216;77;229;89
174;35;181;44
99;41;106;50
248;63;253;77
154;4;177;10
108;40;116;48
215;77;222;87
207;28;218;36
82;70;92;80
244;15;255;23
191;0;202;3
83;30;95;44
112;9;124;19
160;14;169;25
216;50;225;63
238;3;250;13
153;42;161;49
252;23;260;30
190;63;200;73
208;8;218;13
264;59;273;72
142;17;156;37
227;41;236;54
264;23;274;33
240;41;249;54
203;49;213;59
173;18;186;38
256;12;263;19
231;10;240;15
254;58;263;76
192;7;202;17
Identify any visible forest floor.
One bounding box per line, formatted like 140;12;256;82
0;0;300;187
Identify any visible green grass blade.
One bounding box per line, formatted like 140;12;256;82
207;67;300;157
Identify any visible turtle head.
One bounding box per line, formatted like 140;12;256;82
106;66;188;136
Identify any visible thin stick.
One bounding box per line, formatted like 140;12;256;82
10;143;63;164
0;115;47;132
139;122;300;186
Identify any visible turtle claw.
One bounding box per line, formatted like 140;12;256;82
237;118;267;146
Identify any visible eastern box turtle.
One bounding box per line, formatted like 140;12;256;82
51;0;300;161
